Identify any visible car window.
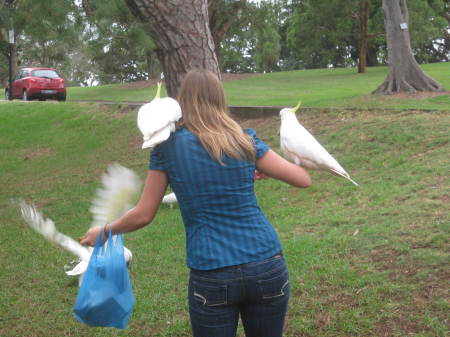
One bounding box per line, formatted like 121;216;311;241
31;69;60;79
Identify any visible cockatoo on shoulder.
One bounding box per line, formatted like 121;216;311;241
280;101;358;186
19;163;141;285
137;82;182;149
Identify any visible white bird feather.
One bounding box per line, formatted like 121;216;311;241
280;101;358;186
90;163;142;227
137;82;182;149
19;163;141;282
20;201;92;262
162;192;177;207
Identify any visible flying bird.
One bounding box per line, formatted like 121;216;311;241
19;163;141;284
137;82;182;149
279;101;358;186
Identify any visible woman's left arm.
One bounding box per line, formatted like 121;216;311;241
79;170;168;246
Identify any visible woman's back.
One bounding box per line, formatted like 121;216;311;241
150;126;281;270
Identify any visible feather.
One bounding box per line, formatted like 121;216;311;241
90;163;142;227
137;82;182;149
19;201;91;261
162;192;177;207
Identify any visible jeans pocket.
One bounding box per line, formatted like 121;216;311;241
257;270;290;300
192;281;228;307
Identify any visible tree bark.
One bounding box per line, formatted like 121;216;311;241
125;0;220;97
366;45;379;66
373;0;444;94
358;0;369;73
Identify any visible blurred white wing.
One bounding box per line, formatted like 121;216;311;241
90;163;142;227
20;201;91;261
19;163;138;280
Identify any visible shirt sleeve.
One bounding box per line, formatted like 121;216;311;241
245;128;270;159
148;144;167;171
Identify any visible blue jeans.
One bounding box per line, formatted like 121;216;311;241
188;253;290;337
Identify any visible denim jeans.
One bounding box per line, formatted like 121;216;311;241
188;253;290;337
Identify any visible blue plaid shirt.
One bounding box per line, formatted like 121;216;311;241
149;127;281;270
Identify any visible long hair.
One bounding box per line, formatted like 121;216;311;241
177;69;255;165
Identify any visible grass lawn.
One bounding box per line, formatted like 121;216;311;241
0;99;448;336
66;62;450;111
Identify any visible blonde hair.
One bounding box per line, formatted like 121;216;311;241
177;69;255;165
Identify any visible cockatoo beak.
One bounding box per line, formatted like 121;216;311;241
291;100;301;113
154;82;162;100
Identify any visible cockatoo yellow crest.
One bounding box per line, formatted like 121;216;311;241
280;101;358;186
137;82;182;149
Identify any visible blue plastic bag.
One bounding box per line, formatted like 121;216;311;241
73;230;134;329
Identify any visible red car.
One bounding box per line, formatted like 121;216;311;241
5;67;66;101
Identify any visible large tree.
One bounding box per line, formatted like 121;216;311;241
124;0;220;97
373;0;444;94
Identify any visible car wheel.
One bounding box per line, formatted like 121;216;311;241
22;90;31;101
57;95;66;102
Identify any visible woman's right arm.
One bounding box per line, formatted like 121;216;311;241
256;150;312;188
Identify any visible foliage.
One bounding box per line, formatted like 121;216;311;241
220;1;283;73
285;0;448;69
408;0;449;63
0;0;84;83
286;0;385;69
254;1;282;72
82;0;159;85
219;3;256;73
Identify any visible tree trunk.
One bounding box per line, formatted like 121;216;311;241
366;46;379;66
125;0;220;97
358;0;369;73
11;42;17;76
373;0;444;94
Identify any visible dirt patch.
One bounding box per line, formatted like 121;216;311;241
22;147;52;160
381;90;450;100
368;247;449;336
120;73;257;89
128;133;142;152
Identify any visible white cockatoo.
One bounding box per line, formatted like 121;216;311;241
161;192;177;208
19;163;141;285
137;82;182;149
279;101;358;186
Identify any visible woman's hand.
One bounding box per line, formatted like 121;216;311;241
254;170;269;181
79;225;104;246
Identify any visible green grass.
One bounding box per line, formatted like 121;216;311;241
66;63;450;110
0;98;449;336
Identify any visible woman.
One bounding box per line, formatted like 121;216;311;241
80;69;311;337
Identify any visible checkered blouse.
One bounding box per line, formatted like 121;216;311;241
149;127;281;270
